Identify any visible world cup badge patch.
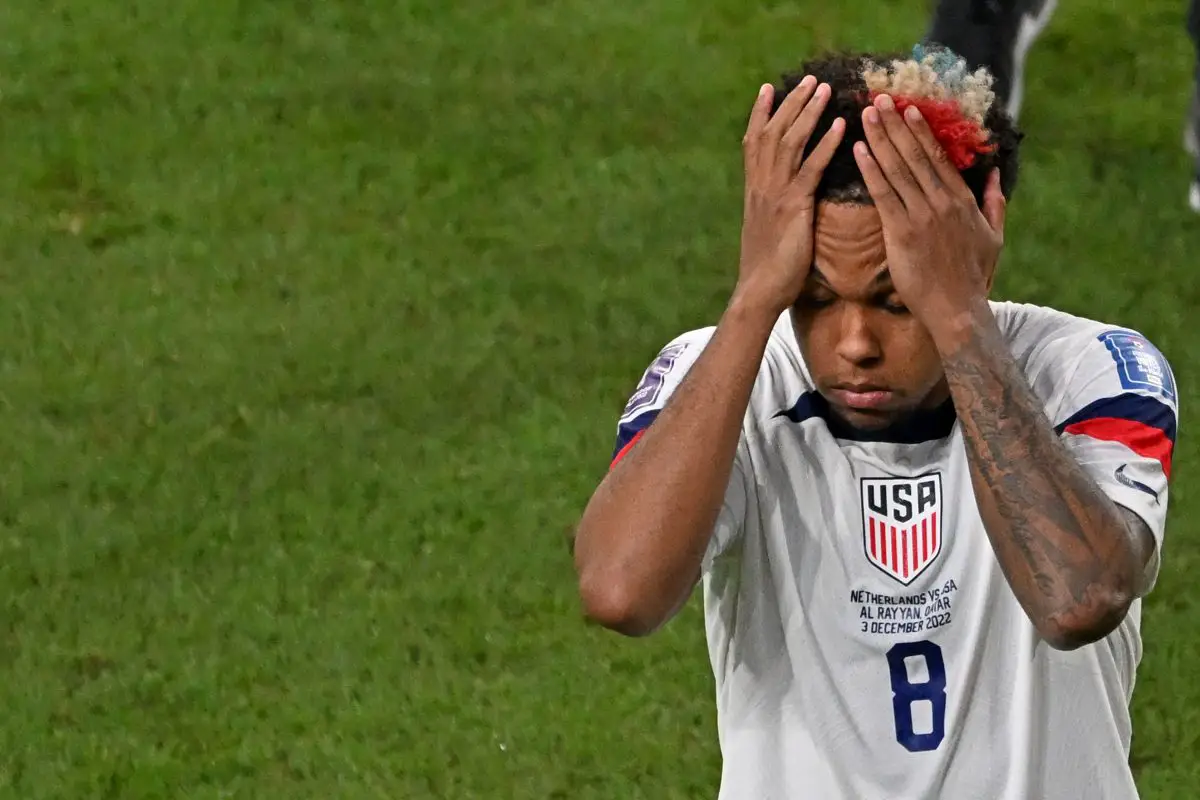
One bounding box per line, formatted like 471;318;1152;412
1098;330;1176;402
620;342;688;422
860;474;943;585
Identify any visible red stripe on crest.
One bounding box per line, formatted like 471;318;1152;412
890;526;898;574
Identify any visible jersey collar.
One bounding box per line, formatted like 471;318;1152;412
776;391;957;444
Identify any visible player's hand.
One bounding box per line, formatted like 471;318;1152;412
733;78;845;317
853;94;1006;344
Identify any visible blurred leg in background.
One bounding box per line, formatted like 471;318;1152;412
926;0;1200;212
924;0;1059;122
1186;0;1199;209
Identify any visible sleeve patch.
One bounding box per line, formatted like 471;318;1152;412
1098;330;1176;402
619;342;688;421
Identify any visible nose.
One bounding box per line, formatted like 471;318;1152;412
834;305;882;366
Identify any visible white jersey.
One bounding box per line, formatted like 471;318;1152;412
610;301;1178;800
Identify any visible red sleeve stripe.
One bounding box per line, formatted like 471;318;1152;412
1062;418;1174;478
609;409;660;470
1055;393;1177;478
609;429;646;470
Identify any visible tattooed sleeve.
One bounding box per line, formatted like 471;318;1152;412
941;312;1177;641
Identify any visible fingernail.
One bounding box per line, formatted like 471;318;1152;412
864;107;880;124
905;105;922;122
801;75;816;89
759;83;771;98
876;94;894;111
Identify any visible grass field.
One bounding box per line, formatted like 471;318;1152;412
0;0;1198;797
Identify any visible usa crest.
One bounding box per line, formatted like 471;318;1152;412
860;474;943;585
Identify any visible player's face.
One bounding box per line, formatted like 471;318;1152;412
790;202;948;431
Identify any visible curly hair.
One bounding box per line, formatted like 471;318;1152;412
770;48;1023;207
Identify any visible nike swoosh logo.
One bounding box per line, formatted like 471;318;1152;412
1115;464;1158;502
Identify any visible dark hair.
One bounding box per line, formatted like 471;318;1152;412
770;50;1023;206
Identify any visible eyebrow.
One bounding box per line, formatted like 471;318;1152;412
809;264;892;287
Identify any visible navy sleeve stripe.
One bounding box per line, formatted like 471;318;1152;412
611;409;661;462
1054;393;1177;443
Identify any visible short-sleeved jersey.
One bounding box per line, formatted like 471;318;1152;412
609;300;1178;800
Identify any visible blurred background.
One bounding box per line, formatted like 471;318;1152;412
0;0;1196;797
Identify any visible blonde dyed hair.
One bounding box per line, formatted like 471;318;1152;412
861;45;996;126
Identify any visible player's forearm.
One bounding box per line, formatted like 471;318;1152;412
935;305;1143;650
573;293;777;637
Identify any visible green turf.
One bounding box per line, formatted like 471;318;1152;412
0;0;1197;796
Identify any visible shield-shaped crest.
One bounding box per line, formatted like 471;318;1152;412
860;474;943;585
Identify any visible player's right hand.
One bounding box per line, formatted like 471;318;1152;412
733;77;844;316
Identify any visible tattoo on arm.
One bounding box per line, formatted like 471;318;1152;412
940;316;1152;644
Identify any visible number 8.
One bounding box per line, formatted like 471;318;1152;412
885;640;947;752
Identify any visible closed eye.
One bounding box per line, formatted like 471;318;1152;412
875;293;908;314
796;295;835;310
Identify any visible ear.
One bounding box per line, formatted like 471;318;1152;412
984;255;1000;294
982;168;1005;294
982;167;1006;234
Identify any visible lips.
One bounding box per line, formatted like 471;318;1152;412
828;384;895;410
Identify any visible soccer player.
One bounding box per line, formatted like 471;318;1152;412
925;0;1200;211
572;46;1178;799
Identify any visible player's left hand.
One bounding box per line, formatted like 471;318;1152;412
853;94;1006;345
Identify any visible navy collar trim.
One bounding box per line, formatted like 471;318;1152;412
774;391;957;444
